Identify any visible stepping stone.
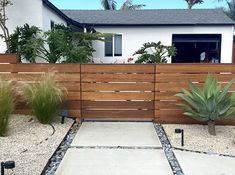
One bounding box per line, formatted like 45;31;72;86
55;148;172;175
71;122;161;147
174;150;235;175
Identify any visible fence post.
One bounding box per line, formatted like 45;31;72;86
153;64;157;123
79;64;82;123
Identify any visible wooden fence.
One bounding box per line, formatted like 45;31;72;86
1;55;235;125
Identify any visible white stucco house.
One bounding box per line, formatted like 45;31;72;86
63;9;235;63
1;0;234;63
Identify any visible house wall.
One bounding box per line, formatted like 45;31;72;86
92;26;234;63
42;4;67;32
0;0;43;53
0;0;67;54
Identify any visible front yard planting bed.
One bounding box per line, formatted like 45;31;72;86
0;115;74;175
163;124;235;156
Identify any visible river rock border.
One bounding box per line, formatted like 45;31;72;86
154;124;185;175
41;122;80;175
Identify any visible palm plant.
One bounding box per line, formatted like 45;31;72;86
176;75;235;135
101;0;145;10
185;0;204;9
101;0;117;10
223;0;235;21
120;0;145;10
23;73;66;124
0;78;15;137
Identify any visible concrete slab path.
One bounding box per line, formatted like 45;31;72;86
55;122;173;175
71;122;161;147
174;150;235;175
55;148;173;175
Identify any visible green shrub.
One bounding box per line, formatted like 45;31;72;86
23;74;66;124
0;79;15;137
176;74;235;135
133;42;177;63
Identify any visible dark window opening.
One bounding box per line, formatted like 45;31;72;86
105;36;113;57
172;34;221;63
50;20;55;29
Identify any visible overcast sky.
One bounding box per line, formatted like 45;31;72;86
49;0;227;10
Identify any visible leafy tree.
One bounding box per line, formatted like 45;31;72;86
8;24;108;63
134;42;177;64
41;24;107;63
101;0;145;10
39;25;72;63
176;75;235;135
0;0;12;50
64;32;107;63
7;24;43;63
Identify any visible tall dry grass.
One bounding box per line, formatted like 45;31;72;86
23;73;66;124
0;78;15;137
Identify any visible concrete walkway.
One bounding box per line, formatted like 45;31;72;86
174;150;235;175
55;122;173;175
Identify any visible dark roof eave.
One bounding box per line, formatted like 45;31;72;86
84;23;235;27
42;0;86;29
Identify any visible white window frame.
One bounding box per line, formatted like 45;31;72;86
104;34;122;57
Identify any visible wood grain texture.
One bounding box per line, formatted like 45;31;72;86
81;64;155;73
13;64;80;73
0;54;17;63
156;73;235;83
82;92;154;100
82;74;154;82
82;83;154;91
0;73;80;82
156;64;235;73
82;101;154;109
82;110;154;118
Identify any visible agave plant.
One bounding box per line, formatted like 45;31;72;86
176;75;235;135
0;78;15;137
23;73;66;124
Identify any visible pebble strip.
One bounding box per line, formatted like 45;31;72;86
42;122;80;175
154;124;184;175
173;147;235;158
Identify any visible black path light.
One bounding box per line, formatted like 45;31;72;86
1;161;15;175
175;129;184;147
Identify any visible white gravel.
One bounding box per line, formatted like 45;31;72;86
163;124;235;156
0;115;74;175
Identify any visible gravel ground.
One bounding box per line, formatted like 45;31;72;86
163;124;235;156
0;115;74;175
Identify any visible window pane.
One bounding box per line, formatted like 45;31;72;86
114;34;122;56
105;36;113;57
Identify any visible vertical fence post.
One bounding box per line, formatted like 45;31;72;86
79;64;82;123
153;64;157;123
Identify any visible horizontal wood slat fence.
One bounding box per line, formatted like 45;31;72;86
1;55;235;125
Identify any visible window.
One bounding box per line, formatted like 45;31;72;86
50;20;55;29
105;34;122;57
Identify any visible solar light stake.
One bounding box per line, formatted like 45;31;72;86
175;129;184;147
1;161;15;175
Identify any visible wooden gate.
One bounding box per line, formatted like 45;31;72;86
81;64;155;121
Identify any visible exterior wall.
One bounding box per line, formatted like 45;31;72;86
0;0;43;53
92;26;234;63
0;0;67;54
42;4;67;32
